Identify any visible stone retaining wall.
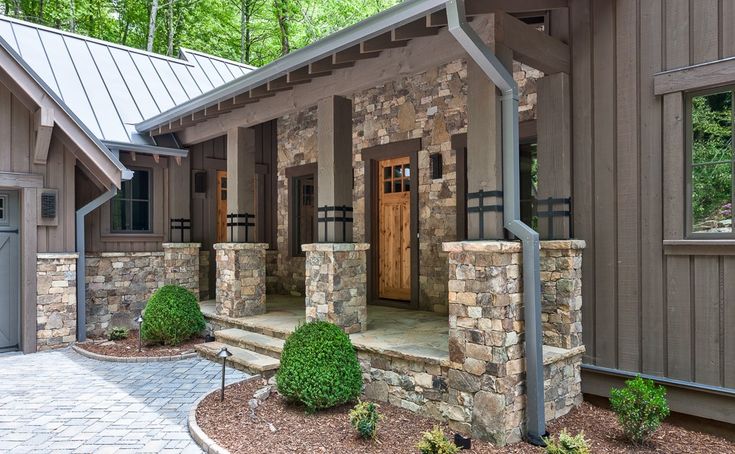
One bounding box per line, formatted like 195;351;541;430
36;253;78;351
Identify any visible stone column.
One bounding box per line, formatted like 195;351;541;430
302;243;368;333
442;241;525;445
163;243;201;297
215;243;268;317
36;253;78;351
540;240;585;349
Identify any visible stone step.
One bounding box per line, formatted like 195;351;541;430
215;328;284;359
195;341;280;377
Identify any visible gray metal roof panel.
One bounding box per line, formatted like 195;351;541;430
0;15;253;147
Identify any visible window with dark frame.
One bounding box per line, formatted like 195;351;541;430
0;195;6;225
688;88;735;237
111;169;152;233
291;174;315;256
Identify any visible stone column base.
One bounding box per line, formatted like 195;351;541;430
163;243;201;297
37;253;78;351
214;243;268;317
302;243;369;334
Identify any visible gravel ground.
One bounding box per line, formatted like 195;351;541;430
196;379;735;454
75;331;204;358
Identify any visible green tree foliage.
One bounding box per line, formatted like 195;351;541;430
609;376;670;445
691;91;733;228
0;0;399;65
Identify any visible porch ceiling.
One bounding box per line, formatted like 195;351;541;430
137;0;569;140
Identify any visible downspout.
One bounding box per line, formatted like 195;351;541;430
446;0;546;445
75;187;117;342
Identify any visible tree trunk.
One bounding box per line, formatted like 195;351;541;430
273;0;290;56
147;0;159;52
167;0;175;56
38;0;43;22
69;0;75;31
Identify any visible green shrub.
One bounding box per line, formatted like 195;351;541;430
140;285;205;346
416;427;460;454
108;327;129;341
276;321;362;412
609;376;670;445
544;429;590;454
349;400;382;440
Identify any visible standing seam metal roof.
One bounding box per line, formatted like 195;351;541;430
0;15;254;147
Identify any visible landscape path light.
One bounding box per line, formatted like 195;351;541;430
218;347;233;401
135;314;144;352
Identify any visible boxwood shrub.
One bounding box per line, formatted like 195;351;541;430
141;285;205;346
276;321;362;412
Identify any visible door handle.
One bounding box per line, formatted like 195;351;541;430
0;229;18;234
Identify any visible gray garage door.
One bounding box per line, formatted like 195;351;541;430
0;190;19;352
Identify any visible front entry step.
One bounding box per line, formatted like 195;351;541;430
215;328;284;359
195;341;280;377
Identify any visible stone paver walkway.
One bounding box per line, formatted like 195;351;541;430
0;349;247;453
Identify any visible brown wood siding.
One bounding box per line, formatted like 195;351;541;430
571;0;735;393
0;82;77;253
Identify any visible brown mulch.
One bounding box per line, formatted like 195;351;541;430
196;379;735;454
76;330;204;358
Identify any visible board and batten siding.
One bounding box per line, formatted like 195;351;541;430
570;0;735;401
0;81;76;253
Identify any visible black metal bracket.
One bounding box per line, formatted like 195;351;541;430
169;218;191;243
317;205;353;243
466;190;503;240
534;196;573;239
227;213;255;243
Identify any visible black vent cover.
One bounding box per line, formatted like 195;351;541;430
194;171;207;194
41;191;56;219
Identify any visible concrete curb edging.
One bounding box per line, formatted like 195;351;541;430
72;344;198;362
188;376;262;454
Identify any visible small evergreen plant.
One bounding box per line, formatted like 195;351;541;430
416;427;460;454
543;429;591;454
275;321;362;412
108;327;129;341
609;375;670;445
349;400;382;440
140;285;205;346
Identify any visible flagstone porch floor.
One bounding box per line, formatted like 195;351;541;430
200;295;450;365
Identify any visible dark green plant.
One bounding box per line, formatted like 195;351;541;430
108;326;129;341
609;376;670;445
140;285;205;346
544;429;591;454
416;427;460;454
275;321;362;413
349;400;382;440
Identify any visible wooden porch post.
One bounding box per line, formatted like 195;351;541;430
316;95;353;242
465;43;512;240
536;72;572;239
226;126;256;242
168;155;190;241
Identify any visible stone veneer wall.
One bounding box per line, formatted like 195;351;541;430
199;250;210;300
273;106;319;295
86;252;164;336
214;243;267;317
36;253;78;351
540;241;584;349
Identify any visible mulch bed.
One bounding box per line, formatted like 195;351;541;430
76;330;204;358
196;378;735;454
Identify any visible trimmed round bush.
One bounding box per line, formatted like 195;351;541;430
276;321;362;412
141;285;205;346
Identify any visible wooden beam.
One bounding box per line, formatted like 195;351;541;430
360;32;408;52
287;66;330;83
392;18;441;41
332;45;380;64
654;57;735;95
32;105;54;165
465;0;568;14
494;11;570;74
308;56;354;74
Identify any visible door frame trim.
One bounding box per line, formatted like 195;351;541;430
0;171;43;353
362;139;420;309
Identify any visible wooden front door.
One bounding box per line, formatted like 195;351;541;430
216;170;227;242
377;157;411;301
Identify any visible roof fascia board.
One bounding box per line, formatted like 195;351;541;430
136;0;449;132
0;35;125;188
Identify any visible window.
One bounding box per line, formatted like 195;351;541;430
291;174;315;256
688;89;734;237
382;162;410;194
0;195;6;225
111;169;152;232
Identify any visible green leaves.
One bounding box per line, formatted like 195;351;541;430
609;375;670;445
275;321;363;413
416;427;460;454
349;400;382;439
140;284;205;346
543;429;590;454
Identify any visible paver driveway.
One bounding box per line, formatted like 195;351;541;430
0;349;248;453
